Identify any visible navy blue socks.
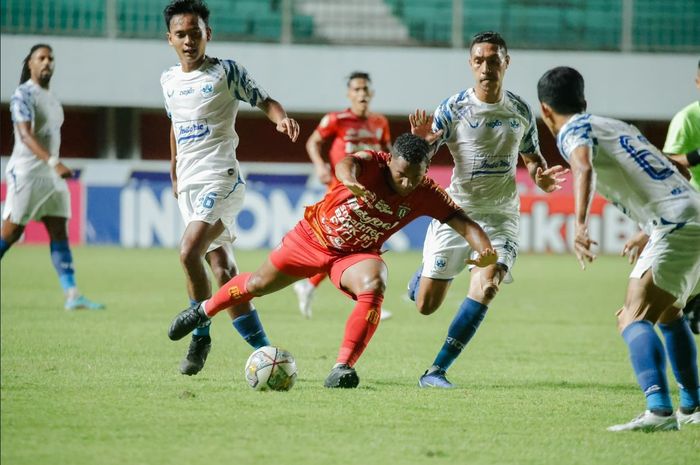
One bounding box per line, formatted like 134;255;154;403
432;297;488;371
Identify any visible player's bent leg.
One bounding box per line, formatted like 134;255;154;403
180;221;225;301
418;265;505;389
414;277;451;316
612;272;680;429
324;258;386;388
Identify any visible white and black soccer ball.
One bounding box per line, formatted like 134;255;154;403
244;346;297;391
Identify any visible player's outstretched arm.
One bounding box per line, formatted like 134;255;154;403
306;130;332;184
409;109;443;155
569;145;598;269
521;152;569;193
258;97;300;142
446;211;497;268
335;153;369;198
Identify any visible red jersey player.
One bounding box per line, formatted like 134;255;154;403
296;71;393;319
168;133;497;388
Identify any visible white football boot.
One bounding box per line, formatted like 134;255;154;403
607;410;679;432
677;407;700;426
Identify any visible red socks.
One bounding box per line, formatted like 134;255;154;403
309;272;326;287
204;272;253;317
336;292;384;367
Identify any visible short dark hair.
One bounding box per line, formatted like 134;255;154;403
392;134;431;165
347;71;371;87
20;44;52;84
163;0;210;31
537;66;587;114
469;31;507;54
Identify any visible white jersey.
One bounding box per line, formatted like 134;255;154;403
558;113;700;230
160;56;270;192
431;88;540;214
7;80;64;177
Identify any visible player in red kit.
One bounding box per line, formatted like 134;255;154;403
294;71;393;320
168;132;497;388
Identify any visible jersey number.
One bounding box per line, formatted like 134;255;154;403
202;192;217;209
619;135;673;181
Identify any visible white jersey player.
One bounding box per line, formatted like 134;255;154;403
408;32;567;389
538;66;699;432
162;0;299;377
1;44;104;310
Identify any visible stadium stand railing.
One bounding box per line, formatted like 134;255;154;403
1;0;698;51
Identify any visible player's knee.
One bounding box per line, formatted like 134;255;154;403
179;245;201;268
416;296;439;316
360;276;386;295
616;305;647;333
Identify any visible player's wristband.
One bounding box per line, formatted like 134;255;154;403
47;157;59;168
686;149;700;167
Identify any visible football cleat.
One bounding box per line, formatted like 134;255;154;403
293;280;314;319
168;303;209;341
65;295;105;311
418;368;454;388
677;407;700;426
606;410;679;432
179;335;212;376
324;363;360;388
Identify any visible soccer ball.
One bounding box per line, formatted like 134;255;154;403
244;346;297;391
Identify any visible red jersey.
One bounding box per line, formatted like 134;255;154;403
316;110;391;174
303;150;461;252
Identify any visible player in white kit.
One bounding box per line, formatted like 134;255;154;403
161;0;299;375
1;44;104;311
538;66;700;431
408;32;568;388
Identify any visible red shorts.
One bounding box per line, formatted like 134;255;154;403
269;221;384;299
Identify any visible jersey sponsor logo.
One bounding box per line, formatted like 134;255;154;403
200;82;214;97
179;87;194;96
374;200;393;215
175;119;210;143
473;157;511;176
486;119;502;129
166;88;175;98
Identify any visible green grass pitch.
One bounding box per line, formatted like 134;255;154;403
1;246;698;464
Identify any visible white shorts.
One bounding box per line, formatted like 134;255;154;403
421;211;518;282
630;222;700;308
2;173;70;225
177;180;246;253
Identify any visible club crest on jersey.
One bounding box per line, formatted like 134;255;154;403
509;119;521;131
201;82;214;97
397;205;410;218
